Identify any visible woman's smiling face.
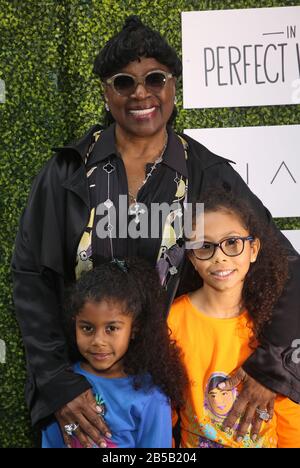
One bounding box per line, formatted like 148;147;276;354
104;57;176;138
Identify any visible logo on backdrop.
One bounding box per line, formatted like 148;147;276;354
182;7;300;108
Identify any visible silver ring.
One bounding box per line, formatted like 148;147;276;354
256;408;270;422
64;423;79;436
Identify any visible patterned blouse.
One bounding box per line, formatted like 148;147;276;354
75;123;189;310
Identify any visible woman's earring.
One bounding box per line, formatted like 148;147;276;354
174;96;177;105
105;102;110;112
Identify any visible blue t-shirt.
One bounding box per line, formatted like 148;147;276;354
42;362;172;448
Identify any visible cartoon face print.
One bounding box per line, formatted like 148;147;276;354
208;387;235;417
204;372;237;419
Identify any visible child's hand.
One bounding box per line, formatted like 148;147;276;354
55;389;112;448
218;368;276;443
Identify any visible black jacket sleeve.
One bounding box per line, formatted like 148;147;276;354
11;159;91;426
202;161;300;402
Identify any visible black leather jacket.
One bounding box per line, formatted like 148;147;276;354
12;124;300;426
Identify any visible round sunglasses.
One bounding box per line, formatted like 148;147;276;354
104;70;174;96
192;236;254;261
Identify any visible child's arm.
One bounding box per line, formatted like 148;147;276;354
274;396;300;448
136;392;172;448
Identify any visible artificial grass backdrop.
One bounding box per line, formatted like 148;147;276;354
0;0;299;447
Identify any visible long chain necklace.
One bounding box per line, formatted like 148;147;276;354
102;132;185;259
128;134;168;224
128;134;168;205
81;130;188;266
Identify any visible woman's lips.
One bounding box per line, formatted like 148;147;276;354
128;106;157;120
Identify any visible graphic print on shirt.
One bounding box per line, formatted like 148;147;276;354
192;372;237;448
71;392;117;448
192;372;265;448
204;372;237;422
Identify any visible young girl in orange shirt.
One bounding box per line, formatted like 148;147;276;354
168;188;300;448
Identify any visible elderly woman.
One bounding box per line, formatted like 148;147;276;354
12;16;300;448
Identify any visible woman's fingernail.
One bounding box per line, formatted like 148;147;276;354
105;432;112;439
67;444;71;449
96;405;103;413
100;441;107;448
252;434;258;441
218;382;226;389
237;436;243;443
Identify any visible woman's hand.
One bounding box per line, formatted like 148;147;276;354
55;389;112;448
219;368;276;442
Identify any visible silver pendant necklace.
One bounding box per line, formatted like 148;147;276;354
128;135;168;224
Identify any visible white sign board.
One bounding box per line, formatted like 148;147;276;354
182;7;300;108
282;230;300;254
184;125;299;218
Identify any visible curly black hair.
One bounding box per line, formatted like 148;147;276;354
93;15;181;127
180;188;289;343
64;257;188;409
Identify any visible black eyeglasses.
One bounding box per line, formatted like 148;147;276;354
104;70;174;96
192;236;254;261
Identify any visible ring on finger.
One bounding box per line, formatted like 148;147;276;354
64;422;80;436
255;408;270;422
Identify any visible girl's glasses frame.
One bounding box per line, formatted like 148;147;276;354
192;236;254;261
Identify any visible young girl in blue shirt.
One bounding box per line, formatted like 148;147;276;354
42;257;187;448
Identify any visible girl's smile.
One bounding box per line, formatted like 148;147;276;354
188;210;260;319
75;299;135;378
89;352;113;361
209;269;236;280
191;211;259;292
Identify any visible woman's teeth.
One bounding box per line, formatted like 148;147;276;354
129;107;156;116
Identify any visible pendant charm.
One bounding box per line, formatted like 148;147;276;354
169;266;178;276
129;202;146;224
103;162;115;174
104;198;114;209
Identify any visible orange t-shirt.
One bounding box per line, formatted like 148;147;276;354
168;294;300;448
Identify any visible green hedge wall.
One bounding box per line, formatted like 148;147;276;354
0;0;299;447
